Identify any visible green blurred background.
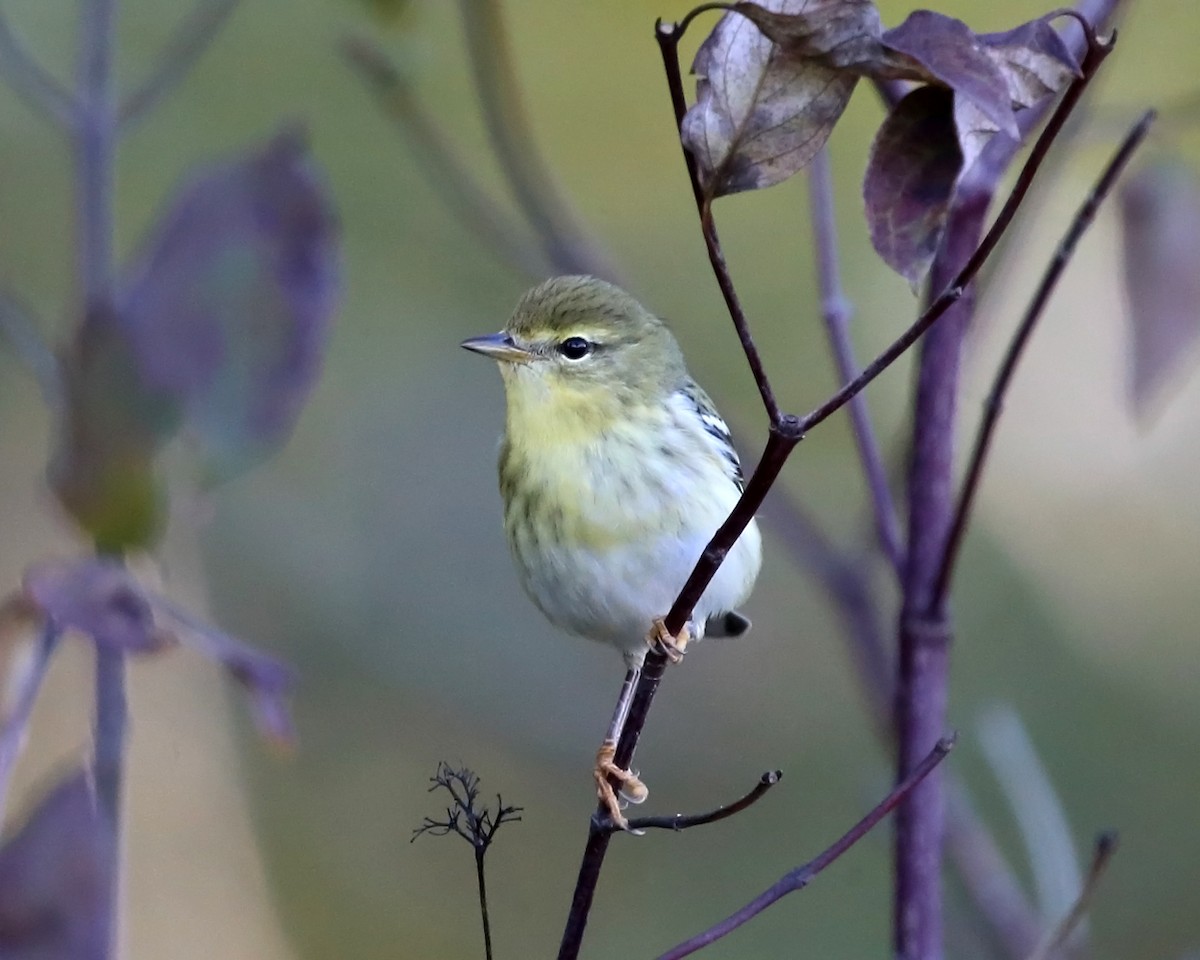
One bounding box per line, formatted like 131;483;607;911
1;0;1198;957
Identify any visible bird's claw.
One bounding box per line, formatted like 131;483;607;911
595;740;648;832
646;618;690;663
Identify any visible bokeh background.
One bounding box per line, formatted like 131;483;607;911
1;0;1198;957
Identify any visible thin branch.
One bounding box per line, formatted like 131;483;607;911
656;736;956;960
0;6;75;127
806;146;904;575
341;35;550;280
118;0;242;132
930;109;1155;608
457;0;621;282
0;624;62;825
1026;833;1119;960
655;20;780;422
619;770;782;835
0;291;64;411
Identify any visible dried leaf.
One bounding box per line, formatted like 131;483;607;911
0;771;114;960
1119;160;1200;419
23;558;170;654
881;11;1018;141
680;0;865;197
117;127;340;479
863;86;962;286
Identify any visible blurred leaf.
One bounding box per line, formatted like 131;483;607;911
1118;159;1200;419
863;86;962;286
680;0;864;198
49;308;179;552
349;0;415;27
22;557;171;654
116;127;340;480
0;771;114;960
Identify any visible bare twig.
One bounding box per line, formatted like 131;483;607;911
618;770;782;835
657;737;955;960
1025;833;1119;960
413;763;522;960
0;624;62;824
341;35;550;280
930;109;1155;608
0;6;75;126
806;146;904;575
118;0;242;131
457;0;621;282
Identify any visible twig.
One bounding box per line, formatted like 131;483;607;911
457;0;621;282
806;146;904;575
656;736;956;960
930;109;1155;608
0;291;64;411
341;35;550;280
1025;833;1119;960
0;624;62;825
118;0;242;131
0;6;75;127
618;770;782;835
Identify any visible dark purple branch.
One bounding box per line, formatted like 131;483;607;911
341;35;551;281
620;770;782;835
118;0;241;131
459;0;621;282
893;21;1116;960
807;146;905;575
0;624;62;824
657;737;956;960
931;110;1155;608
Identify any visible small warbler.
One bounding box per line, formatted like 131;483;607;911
462;275;762;827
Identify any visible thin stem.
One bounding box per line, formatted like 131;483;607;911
475;849;494;960
655;22;780;422
118;0;241;132
806;146;904;575
458;0;620;282
656;737;955;960
1026;832;1118;960
93;646;127;826
621;770;782;835
341;35;550;280
0;6;75;126
930;109;1155;609
0;623;62;825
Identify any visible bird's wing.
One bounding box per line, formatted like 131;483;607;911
680;379;746;491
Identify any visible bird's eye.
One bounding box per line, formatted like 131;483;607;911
557;336;592;360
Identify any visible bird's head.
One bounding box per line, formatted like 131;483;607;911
461;276;685;416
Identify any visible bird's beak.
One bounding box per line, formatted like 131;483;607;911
460;332;534;364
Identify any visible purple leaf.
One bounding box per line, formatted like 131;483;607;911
882;11;1018;141
1119;160;1200;419
116;127;340;479
680;0;867;197
0;771;114;960
23;558;169;654
864;86;962;286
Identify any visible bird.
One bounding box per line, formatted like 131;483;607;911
461;275;762;829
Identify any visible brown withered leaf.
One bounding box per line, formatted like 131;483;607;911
1119;160;1200;420
680;0;871;197
863;86;962;286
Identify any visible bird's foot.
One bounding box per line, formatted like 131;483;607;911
646;618;691;663
594;739;648;832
